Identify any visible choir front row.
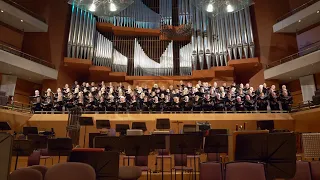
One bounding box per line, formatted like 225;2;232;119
30;81;293;113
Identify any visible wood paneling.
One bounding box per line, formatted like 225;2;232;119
285;79;302;105
22;32;51;62
0;24;23;50
252;0;298;65
315;72;320;90
289;0;310;10
14;78;41;104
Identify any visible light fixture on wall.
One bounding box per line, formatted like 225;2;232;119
68;0;134;16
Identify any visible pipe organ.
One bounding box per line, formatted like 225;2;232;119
67;1;256;77
179;43;192;75
134;39;173;76
67;5;96;60
98;0;161;29
189;5;255;70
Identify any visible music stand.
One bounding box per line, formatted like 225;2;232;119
48;138;73;163
170;134;203;180
208;129;228;136
27;134;48;150
23;127;38;136
12;140;34;170
156;119;170;130
79;117;94;147
94;136;123;152
257;120;274;131
96;120;111;129
151;133;170;180
89;133;109;148
132;122;147;132
235;133;296;179
0;122;11;131
122;135;151;166
115;124;130;136
0;133;13;180
69;151;120;180
204;135;228;162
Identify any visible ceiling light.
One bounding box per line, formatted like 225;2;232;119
206;4;214;12
226;4;234;12
1;10;3;13
317;10;320;14
20;19;23;22
88;3;96;12
298;19;301;23
110;2;117;12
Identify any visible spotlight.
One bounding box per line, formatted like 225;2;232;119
206;4;214;12
226;4;234;12
89;3;96;12
110;2;117;12
298;19;301;23
1;10;3;13
317;10;319;13
20;19;23;22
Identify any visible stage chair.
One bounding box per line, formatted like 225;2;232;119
187;152;201;172
171;154;193;180
207;153;222;162
44;162;95;180
118;166;142;180
28;151;41;166
10;168;43;180
200;162;223;180
289;161;311;180
29;165;48;179
155;149;172;173
310;161;320;180
39;149;54;166
225;162;266;180
134;156;152;180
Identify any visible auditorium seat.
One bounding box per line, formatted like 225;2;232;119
225;162;266;180
289;161;311;180
200;162;222;180
118;166;142;180
134;156;152;180
172;154;193;179
207;153;222;162
44;162;96;180
29;165;48;179
10;168;43;180
155;149;172;172
310;161;320;179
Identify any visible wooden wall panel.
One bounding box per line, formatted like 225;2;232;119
285;79;302;105
315;72;320;90
14;78;41;104
22;33;51;62
0;24;23;49
289;0;310;10
252;0;298;65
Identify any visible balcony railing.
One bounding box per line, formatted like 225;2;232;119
2;0;46;23
276;0;320;22
0;42;55;69
266;40;320;69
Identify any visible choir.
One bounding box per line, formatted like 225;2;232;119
30;81;293;113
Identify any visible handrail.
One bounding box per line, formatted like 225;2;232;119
2;0;46;23
266;40;320;69
0;42;55;69
291;100;320;112
276;0;320;22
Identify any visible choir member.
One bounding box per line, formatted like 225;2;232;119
243;83;250;94
141;96;150;112
256;93;268;111
269;92;280;111
65;92;75;110
244;95;256;111
235;96;245;112
151;96;162;112
106;95;116;111
98;95;106;111
77;91;84;109
225;93;236;111
182;96;193;111
42;88;53;111
117;96;127;112
163;95;172;112
280;91;293;112
263;83;268;95
203;94;213;112
172;96;181;111
256;85;264;96
128;95;138;112
214;93;225;112
31;90;42;112
54;89;64;111
280;85;291;97
238;88;245;101
63;84;70;96
86;93;97;111
193;95;203;112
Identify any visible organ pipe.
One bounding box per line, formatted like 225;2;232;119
179;43;192;75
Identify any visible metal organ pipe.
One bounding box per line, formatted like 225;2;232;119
113;50;128;73
245;7;255;58
180;43;192;75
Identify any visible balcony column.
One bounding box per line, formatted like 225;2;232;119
299;75;316;103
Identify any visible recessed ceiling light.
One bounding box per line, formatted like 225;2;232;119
1;10;3;13
298;19;301;23
317;10;320;14
20;19;23;22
